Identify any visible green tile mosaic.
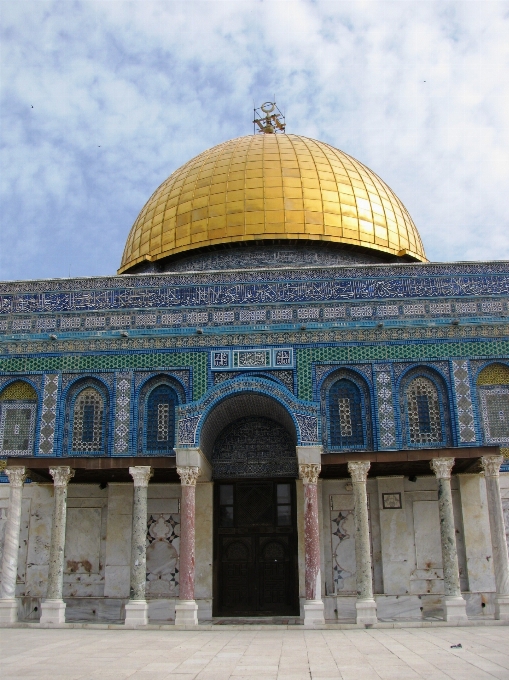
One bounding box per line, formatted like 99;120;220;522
296;340;509;400
0;352;208;401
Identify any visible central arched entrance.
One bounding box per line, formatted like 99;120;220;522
200;392;300;617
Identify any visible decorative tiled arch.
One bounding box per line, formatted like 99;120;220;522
133;373;186;455
396;365;454;448
319;367;374;453
177;375;319;450
61;375;113;457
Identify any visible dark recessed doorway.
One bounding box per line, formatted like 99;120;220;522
213;479;299;617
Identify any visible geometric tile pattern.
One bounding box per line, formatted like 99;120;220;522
374;364;397;449
296;342;509;400
146;513;180;597
38;373;60;455
0;352;208;401
451;360;476;443
113;372;131;454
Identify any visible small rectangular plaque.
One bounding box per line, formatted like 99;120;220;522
382;492;402;509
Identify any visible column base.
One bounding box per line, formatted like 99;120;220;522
443;596;468;622
124;600;148;627
0;599;18;624
303;599;325;626
495;596;509;620
175;600;199;626
40;599;66;625
356;598;378;625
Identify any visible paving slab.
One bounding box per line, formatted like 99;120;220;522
1;626;509;679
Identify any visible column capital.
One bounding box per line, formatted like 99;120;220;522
49;466;74;487
129;466;153;487
5;466;26;487
177;466;200;486
430;457;454;479
481;455;504;478
299;463;320;485
347;460;370;483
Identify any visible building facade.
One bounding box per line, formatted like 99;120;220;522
1;130;509;627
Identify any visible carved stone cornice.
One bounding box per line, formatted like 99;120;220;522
430;457;454;480
49;466;75;487
347;460;370;483
481;455;504;478
177;466;200;486
129;465;153;487
299;463;321;485
5;466;26;487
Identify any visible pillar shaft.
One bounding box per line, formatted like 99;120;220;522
430;459;461;596
0;467;26;623
40;466;74;625
128;466;152;601
481;455;509;620
348;461;377;625
46;467;74;600
299;465;321;601
0;468;26;600
175;466;199;625
179;478;197;600
430;458;467;621
124;466;152;627
348;462;374;599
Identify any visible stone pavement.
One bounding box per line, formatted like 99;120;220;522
1;626;509;680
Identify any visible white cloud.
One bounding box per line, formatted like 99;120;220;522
1;0;508;280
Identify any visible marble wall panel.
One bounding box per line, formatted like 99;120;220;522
146;484;181;600
64;486;107;597
195;482;213;604
378;477;417;595
105;484;132;598
413;502;442;570
25;484;53;597
459;474;496;592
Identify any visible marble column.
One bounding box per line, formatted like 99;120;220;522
430;457;468;622
175;466;200;625
124;465;152;626
348;461;377;625
481;455;509;620
299;463;325;626
40;466;75;625
0;467;26;623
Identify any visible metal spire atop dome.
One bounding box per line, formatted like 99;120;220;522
253;101;286;134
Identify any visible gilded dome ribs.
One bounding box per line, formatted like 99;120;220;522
119;134;427;274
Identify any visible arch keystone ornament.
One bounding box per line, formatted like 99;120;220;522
175;466;200;626
481;455;509;619
297;446;325;627
0;467;26;623
430;458;468;622
40;466;75;625
347;461;378;625
125;466;153;627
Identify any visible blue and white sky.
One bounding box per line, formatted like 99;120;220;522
1;1;508;281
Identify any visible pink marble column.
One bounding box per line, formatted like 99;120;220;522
299;463;325;626
175;466;200;625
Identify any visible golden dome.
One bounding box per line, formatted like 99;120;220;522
119;134;426;273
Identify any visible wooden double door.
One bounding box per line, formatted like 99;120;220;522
213;479;299;617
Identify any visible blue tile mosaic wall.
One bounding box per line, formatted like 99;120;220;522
0;261;508;462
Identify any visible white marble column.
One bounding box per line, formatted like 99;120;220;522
299;462;325;626
0;467;26;623
481;455;509;620
124;465;152;626
430;457;468;622
175;466;200;625
348;461;377;625
40;466;75;625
